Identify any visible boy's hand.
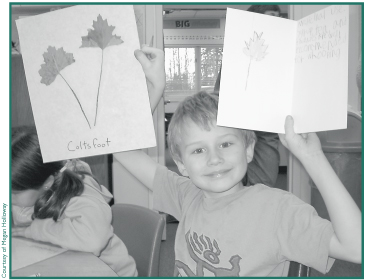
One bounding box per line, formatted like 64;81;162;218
12;226;28;237
279;115;323;161
134;46;166;110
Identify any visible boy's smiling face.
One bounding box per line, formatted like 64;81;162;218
175;119;255;199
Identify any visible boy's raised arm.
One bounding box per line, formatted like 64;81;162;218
134;46;166;112
114;150;158;191
114;46;166;191
279;116;361;264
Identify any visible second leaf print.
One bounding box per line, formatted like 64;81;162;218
80;14;124;126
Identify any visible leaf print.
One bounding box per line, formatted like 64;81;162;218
80;15;124;126
243;32;269;90
39;46;75;86
39;46;91;129
80;14;124;49
243;32;268;61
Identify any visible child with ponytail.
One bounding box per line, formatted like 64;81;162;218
11;126;137;277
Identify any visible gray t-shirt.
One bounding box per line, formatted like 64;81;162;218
153;165;334;277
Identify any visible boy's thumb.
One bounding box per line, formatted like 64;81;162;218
284;115;295;136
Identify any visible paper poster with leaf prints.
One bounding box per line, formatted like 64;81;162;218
16;5;156;162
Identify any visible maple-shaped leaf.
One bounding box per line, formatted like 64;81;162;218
80;14;123;49
242;32;269;90
79;14;124;127
243;31;268;61
39;46;75;85
38;46;91;129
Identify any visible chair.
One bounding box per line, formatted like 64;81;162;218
111;203;165;277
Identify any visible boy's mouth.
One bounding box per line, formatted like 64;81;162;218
205;169;231;178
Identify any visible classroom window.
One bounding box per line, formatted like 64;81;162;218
164;47;223;101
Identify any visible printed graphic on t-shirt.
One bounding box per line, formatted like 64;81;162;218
175;230;242;277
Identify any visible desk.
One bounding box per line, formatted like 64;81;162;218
12;237;118;277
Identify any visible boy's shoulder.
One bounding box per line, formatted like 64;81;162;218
244;184;299;205
247;183;291;196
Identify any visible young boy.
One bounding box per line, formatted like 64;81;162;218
114;46;361;277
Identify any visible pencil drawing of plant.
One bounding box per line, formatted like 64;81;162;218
39;46;91;129
80;14;124;126
243;31;268;90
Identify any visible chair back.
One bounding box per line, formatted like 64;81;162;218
288;261;311;277
111;203;165;277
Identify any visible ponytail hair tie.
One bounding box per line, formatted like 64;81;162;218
59;161;69;173
59;166;67;173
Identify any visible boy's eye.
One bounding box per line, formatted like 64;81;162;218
193;148;205;154
220;142;232;148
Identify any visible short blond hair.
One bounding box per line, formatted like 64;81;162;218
167;91;256;162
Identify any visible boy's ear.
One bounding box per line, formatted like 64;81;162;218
246;141;256;163
174;159;189;177
42;175;55;190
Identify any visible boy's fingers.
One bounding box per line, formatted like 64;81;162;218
141;46;165;60
134;46;164;68
134;49;150;69
141;45;157;54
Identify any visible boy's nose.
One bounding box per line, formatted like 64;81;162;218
207;149;223;166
